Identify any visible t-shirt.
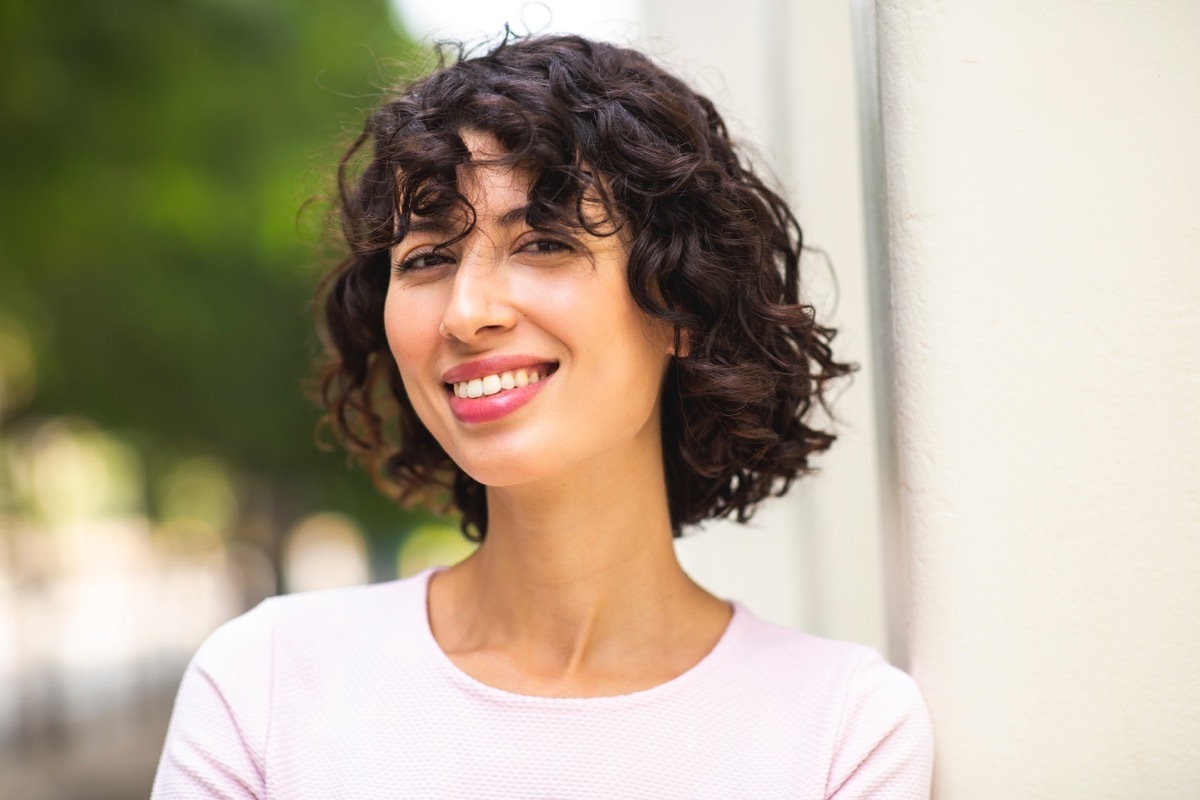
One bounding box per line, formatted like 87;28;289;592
151;569;933;798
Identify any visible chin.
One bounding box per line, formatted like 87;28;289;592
455;454;553;489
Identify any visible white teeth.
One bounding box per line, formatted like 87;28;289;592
452;367;550;398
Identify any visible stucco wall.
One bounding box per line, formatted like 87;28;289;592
873;1;1200;796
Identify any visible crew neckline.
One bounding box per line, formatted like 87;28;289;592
412;566;745;707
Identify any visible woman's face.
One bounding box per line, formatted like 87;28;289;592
384;132;674;489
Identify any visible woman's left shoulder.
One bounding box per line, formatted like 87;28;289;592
727;608;934;797
729;607;911;695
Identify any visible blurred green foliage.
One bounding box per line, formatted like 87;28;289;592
0;0;437;551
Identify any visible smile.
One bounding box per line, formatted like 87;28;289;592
443;361;559;424
452;367;543;398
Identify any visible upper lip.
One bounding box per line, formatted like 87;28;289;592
441;355;559;385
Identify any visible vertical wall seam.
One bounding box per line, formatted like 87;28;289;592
848;0;909;668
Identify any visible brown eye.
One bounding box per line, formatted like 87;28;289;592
397;251;454;272
521;239;570;254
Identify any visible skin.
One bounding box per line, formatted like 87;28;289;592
384;132;731;698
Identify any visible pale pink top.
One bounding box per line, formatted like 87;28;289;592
152;569;933;798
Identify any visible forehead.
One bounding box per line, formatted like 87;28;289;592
456;163;530;219
403;130;532;229
396;128;617;238
456;129;528;200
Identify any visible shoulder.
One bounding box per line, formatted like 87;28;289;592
723;609;934;798
152;575;430;797
823;645;934;798
192;572;428;683
724;607;908;699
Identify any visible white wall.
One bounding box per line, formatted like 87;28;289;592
872;1;1200;796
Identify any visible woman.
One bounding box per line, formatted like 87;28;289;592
153;33;933;798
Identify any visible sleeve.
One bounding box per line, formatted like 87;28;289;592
151;598;278;799
824;650;935;799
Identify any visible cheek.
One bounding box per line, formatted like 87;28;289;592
567;291;672;405
383;286;437;368
383;287;449;427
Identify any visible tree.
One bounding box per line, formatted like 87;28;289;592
0;0;440;555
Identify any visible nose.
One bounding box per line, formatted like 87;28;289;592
438;244;518;343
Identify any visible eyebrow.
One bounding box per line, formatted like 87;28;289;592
495;204;531;228
402;204;531;236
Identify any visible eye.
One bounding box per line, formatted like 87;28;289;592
395;249;454;272
518;237;572;255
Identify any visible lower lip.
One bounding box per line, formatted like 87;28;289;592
447;375;552;424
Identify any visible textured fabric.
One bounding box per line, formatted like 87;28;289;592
152;569;933;799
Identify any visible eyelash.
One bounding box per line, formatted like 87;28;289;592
396;250;452;272
393;236;572;273
520;237;572;255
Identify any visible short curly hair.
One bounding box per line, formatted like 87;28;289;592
317;33;853;541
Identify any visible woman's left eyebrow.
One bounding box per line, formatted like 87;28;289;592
492;204;531;228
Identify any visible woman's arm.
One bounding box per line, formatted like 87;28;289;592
825;651;935;799
151;600;277;799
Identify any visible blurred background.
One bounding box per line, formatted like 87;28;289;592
1;0;885;796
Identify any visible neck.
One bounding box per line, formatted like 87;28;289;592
463;439;687;653
427;429;729;691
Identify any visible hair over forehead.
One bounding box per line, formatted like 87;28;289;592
343;33;734;277
394;128;621;252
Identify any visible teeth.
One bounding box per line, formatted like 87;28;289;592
453;368;544;398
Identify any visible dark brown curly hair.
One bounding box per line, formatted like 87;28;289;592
317;32;853;541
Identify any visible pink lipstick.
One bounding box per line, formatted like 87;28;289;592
442;356;558;424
